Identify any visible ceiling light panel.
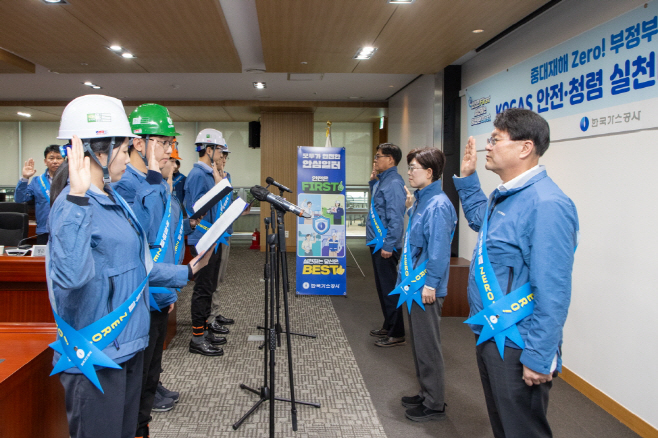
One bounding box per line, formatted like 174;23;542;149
253;82;266;89
354;47;377;60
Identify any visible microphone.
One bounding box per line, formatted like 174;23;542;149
250;186;311;218
265;177;292;193
18;235;38;246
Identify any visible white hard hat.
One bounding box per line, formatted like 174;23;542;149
195;128;225;151
58;95;137;140
221;143;231;154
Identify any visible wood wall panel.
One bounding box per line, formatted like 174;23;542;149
260;112;314;252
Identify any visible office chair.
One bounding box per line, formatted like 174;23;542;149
0;212;29;247
0;202;29;214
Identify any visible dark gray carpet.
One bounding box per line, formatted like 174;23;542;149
334;239;640;438
151;242;386;437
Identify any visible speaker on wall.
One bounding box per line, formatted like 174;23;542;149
249;121;261;148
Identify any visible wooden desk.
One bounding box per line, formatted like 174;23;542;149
444;257;471;317
0;255;52;323
0;255;179;348
0;323;68;438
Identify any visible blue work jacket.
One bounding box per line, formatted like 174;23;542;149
172;171;186;204
366;167;406;252
113;166;176;311
15;170;52;235
397;180;457;298
47;184;188;371
453;170;579;374
133;179;193;310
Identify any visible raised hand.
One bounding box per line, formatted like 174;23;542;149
22;158;37;179
68;135;91;197
404;186;415;209
461;136;478;177
148;141;160;173
212;161;223;184
370;162;378;181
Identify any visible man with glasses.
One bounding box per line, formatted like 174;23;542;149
367;143;407;347
112;103;184;432
15;144;64;244
454;108;579;438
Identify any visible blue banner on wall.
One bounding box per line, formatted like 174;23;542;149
296;147;347;296
466;2;658;141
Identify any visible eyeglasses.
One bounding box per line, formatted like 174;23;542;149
408;165;425;171
221;153;229;160
149;138;174;148
374;154;391;160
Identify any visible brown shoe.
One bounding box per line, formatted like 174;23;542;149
375;336;406;347
369;328;388;337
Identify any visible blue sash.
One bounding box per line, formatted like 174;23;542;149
173;209;185;265
48;187;152;392
148;194;173;311
38;173;51;201
464;192;534;359
366;194;393;253
389;201;455;313
173;173;184;188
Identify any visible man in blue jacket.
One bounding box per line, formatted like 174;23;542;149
367;143;407;347
185;129;233;357
454;108;579;438
15;145;64;244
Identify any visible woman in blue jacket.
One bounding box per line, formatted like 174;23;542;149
47;95;211;438
397;147;457;422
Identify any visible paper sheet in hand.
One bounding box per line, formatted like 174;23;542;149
190;179;233;220
195;198;247;254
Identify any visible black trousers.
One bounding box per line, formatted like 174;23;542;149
370;248;404;338
136;309;170;435
476;337;553;438
59;351;144;438
36;233;49;245
190;245;222;334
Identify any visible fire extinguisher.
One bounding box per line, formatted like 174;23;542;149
250;228;260;250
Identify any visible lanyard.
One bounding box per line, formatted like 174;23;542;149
38;173;51;201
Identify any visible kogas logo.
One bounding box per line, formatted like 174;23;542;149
580;117;589;132
313;216;330;235
302;181;344;194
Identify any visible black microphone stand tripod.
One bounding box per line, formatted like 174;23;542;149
232;198;320;436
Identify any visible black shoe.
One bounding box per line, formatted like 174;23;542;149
208;320;230;334
152;391;175;412
157;381;180;403
405;404;446;422
189;339;224;356
401;395;425;408
205;331;227;346
369;328;388;337
375;336;406;347
215;314;235;325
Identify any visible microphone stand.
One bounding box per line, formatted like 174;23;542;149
232;204;320;436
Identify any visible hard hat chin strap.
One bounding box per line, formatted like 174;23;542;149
137;135;150;168
82;137;116;185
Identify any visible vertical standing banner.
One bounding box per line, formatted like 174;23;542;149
296;146;347;296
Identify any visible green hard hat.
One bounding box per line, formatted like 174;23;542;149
128;103;180;136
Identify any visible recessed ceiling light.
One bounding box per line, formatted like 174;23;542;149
82;82;102;89
80;62;88;66
301;61;308;65
42;0;68;4
253;82;266;89
17;112;31;117
92;85;102;89
354;47;377;60
84;81;93;86
121;52;135;58
388;0;415;3
472;29;484;33
109;45;122;51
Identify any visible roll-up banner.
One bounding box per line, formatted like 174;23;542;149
466;1;658;142
296;147;347;296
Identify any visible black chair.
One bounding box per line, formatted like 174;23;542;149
0;202;29;214
0;212;29;246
